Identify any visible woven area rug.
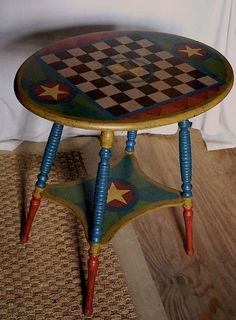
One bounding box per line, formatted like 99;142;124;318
0;152;138;320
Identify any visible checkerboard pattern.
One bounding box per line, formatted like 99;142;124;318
40;34;219;118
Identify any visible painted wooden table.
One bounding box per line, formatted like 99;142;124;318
14;30;233;316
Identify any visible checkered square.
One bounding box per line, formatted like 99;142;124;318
41;34;220;118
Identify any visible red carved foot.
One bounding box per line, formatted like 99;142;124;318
183;207;194;256
21;196;41;243
83;255;99;316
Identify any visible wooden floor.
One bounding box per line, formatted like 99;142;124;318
127;131;236;320
65;131;236;320
12;131;236;319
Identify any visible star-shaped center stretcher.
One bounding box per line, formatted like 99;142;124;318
43;155;183;244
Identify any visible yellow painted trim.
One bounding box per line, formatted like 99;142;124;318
125;151;134;155
100;130;114;148
33;186;44;199
90;244;101;256
183;197;193;208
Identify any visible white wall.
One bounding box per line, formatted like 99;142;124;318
0;0;235;150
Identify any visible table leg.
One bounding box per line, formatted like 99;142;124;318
125;130;137;154
84;130;114;316
21;123;64;243
178;120;194;256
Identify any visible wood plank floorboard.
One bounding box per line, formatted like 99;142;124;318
129;131;236;320
12;132;236;319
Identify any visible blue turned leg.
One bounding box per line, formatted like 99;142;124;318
125;130;137;154
84;130;114;316
179;120;194;256
21;123;63;242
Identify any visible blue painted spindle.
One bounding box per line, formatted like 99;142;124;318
179;120;192;198
125;130;137;153
36;123;63;189
91;147;112;243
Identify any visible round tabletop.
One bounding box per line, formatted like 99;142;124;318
15;30;233;131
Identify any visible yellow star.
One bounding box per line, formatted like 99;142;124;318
39;84;68;100
178;45;203;58
107;182;130;204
